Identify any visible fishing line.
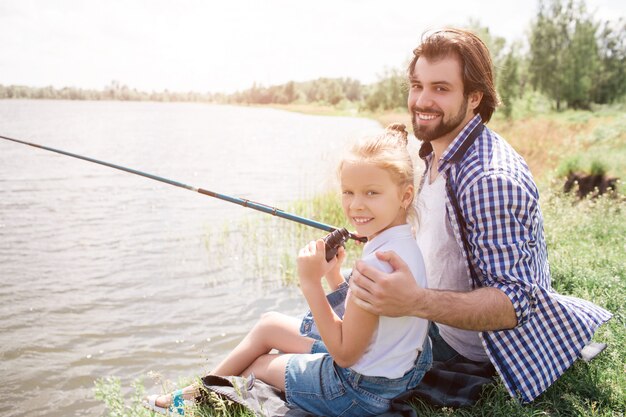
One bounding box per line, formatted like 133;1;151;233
0;134;365;242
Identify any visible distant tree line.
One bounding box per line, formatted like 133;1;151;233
0;80;218;103
1;0;624;117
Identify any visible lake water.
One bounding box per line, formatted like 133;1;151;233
0;99;381;416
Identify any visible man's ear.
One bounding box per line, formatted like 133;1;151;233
468;90;483;111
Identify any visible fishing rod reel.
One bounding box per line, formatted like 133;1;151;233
323;228;351;262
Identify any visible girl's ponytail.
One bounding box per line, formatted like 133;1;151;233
384;123;409;146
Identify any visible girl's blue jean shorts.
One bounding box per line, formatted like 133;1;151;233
284;337;432;417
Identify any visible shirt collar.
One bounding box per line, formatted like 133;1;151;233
362;224;413;257
418;114;484;173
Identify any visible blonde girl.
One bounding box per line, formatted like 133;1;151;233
145;123;430;417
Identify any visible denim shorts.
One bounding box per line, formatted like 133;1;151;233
284;336;432;417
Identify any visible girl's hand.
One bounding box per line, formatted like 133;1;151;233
297;239;336;286
325;246;346;290
352;231;366;246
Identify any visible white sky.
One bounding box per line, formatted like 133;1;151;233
1;0;623;93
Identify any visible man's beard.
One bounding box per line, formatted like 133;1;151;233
411;98;468;143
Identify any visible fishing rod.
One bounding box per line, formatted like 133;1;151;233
0;134;366;243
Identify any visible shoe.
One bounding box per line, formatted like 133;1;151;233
143;389;189;416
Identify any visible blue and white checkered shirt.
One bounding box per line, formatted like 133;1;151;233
419;114;612;402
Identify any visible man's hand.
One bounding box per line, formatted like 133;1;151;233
349;250;421;317
350;250;518;330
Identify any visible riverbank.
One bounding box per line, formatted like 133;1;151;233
263;102;411;135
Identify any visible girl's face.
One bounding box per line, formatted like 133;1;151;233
340;161;412;240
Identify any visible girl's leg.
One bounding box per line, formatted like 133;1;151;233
212;311;314;376
241;353;292;391
149;312;312;408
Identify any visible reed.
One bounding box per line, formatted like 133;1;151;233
200;189;360;286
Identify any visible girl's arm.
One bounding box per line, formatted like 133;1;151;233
323;246;347;291
298;240;378;368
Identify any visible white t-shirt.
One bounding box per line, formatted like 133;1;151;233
415;172;488;362
349;224;430;378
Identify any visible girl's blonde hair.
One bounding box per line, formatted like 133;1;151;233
338;123;416;219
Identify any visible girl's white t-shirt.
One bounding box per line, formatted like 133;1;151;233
349;224;430;378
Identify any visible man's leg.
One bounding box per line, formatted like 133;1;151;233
429;323;493;367
429;323;463;362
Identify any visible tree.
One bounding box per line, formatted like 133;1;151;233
528;0;603;110
282;81;298;104
529;0;572;110
342;78;362;102
324;79;344;105
593;18;626;103
362;68;407;112
562;13;599;109
466;19;507;72
498;47;522;118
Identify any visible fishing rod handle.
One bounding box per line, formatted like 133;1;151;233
323;228;351;261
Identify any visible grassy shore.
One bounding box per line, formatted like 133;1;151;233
96;105;625;416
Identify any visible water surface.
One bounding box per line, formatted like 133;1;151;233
0;99;381;416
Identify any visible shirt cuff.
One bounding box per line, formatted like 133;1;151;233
490;280;535;327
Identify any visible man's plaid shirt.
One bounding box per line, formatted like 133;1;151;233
418;114;612;402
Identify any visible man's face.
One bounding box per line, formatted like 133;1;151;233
408;55;474;144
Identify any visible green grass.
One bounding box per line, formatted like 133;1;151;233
553;114;626;184
95;108;625;417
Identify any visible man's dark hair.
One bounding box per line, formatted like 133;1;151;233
408;28;500;123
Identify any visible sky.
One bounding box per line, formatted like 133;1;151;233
1;0;624;94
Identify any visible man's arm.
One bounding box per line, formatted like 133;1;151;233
350;251;517;331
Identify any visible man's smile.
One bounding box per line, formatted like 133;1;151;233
416;112;440;121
